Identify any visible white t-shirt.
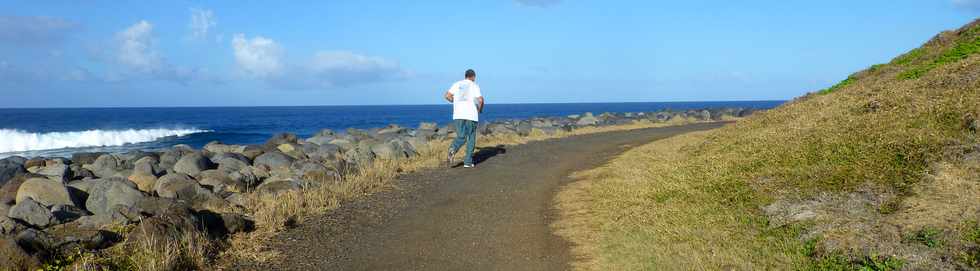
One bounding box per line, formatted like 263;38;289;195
447;79;482;121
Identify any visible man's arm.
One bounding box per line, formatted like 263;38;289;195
476;96;485;113
444;91;454;103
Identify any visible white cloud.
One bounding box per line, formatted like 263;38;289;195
98;20;218;85
515;0;561;7
189;8;216;40
115;20;162;72
231;34;284;78
229;34;408;89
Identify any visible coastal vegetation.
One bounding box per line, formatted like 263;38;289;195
554;20;980;270
0;105;748;270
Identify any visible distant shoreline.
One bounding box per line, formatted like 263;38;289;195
0;100;787;110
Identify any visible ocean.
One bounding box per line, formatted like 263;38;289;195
0;101;783;158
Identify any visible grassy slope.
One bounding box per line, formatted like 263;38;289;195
556;20;980;270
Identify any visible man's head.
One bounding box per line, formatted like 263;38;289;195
465;69;476;81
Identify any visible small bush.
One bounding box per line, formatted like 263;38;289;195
906;227;944;248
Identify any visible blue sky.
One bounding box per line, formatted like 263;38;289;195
0;0;976;107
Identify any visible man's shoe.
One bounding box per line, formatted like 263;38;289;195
463;164;475;168
447;148;455;167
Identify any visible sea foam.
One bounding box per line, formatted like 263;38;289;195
0;128;209;153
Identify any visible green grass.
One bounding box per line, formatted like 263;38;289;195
899;36;980;80
817;75;857;95
906;227;944;248
805;252;904;271
554;19;980;270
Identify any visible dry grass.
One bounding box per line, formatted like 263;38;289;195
554;21;980;270
44;222;217;271
556;131;804;270
220;117;713;266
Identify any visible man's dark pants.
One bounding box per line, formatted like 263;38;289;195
449;119;478;165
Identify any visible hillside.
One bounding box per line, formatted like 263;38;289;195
555;20;980;270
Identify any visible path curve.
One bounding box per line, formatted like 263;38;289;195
251;122;726;271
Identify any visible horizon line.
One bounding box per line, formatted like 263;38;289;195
0;99;787;110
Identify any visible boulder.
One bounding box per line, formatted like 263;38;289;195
216;157;251;174
211;152;252;166
307;129;337;146
7;198;56;228
255;179;302;195
65;179;96;194
254;151;295;170
23;158;45;170
313;129;336;138
225;193;246;207
576;112;599;126
486;123;516;135
69;164;95;180
290;161;331;179
127;208;202;256
50;204;89;224
0;215;25;235
34;162;70;182
16;226;120;260
346;128;373;141
15;178;75;207
154;173;211;200
344;145;376;166
277;143;307;160
117;150;157;169
203;141;246;155
328;138;355;152
265;133;299;149
418;122;438;131
197;170;245;193
241;145;265;160
516;121;533;136
396;139;418;158
159;148;188;172
530;118;555;128
70;152;106;166
83;154;125;178
404;137;429;152
132;156;163;177
127;174;157;193
0;173;28;206
228;167;263;189
85;178;144;216
173;152;214;177
698;109;711;120
306;136;335;146
0;159;26;188
195;210;254;237
306;143;341;162
370;141;406;160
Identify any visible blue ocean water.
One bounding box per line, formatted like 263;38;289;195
0;101;783;158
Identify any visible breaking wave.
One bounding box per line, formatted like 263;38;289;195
0;128;210;153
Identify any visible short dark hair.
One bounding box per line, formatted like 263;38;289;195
465;69;476;78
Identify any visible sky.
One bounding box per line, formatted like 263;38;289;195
0;0;976;108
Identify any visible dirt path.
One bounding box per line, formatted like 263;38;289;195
249;122;726;271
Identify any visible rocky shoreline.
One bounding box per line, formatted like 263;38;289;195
0;107;759;268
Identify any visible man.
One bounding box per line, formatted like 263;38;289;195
445;69;484;168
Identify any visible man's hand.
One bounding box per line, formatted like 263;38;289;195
476;97;485;113
444;92;454;103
